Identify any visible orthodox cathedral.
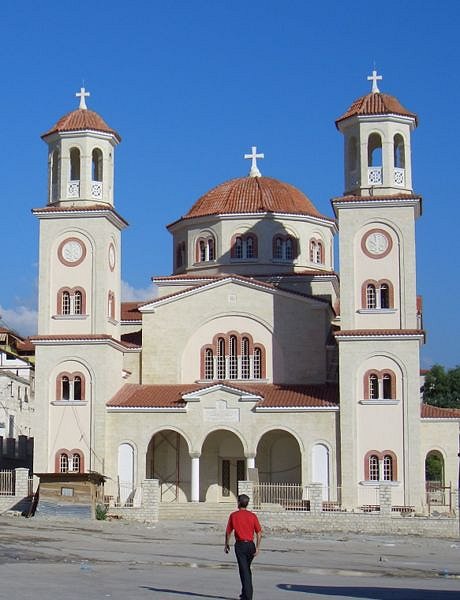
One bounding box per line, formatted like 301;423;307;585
31;73;459;512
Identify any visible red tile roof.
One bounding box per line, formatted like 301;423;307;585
153;270;338;282
32;204;129;225
42;109;121;141
336;93;418;127
335;329;424;337
107;382;339;409
121;330;142;346
120;302;143;321
181;176;331;221
421;404;460;419
332;193;421;203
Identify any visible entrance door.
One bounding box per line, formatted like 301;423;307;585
221;458;245;501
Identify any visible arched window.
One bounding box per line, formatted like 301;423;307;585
369;373;379;399
310;239;324;264
425;450;445;485
217;337;226;379
51;150;59;185
234;236;243;259
72;452;82;473
56;373;86;402
196;235;216;262
246;235;255;259
393;134;405;168
383;455;393;481
366;284;377;309
60;453;69;473
62;291;71;315
92;148;103;181
368;455;379;481
348;136;358;171
364;370;396;400
58;288;86;316
368;133;382;167
241;337;250;379
204;348;214;380
62;376;70;400
70;148;81;180
229;335;238;379
273;235;297;261
362;280;394;310
108;291;115;320
201;333;266;380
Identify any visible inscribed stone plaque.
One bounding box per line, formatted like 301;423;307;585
203;399;239;423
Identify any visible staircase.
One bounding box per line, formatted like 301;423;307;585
159;502;234;522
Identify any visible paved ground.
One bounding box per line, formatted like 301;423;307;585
0;515;459;599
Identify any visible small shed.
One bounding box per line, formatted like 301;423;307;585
34;472;106;519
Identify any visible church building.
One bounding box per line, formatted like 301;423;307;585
31;74;460;512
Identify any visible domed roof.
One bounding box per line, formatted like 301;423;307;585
184;176;323;219
42;108;121;141
336;92;417;127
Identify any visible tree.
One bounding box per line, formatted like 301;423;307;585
423;364;460;408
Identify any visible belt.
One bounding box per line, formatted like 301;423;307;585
237;540;253;543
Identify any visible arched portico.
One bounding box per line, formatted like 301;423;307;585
256;429;302;484
200;429;245;502
146;429;191;502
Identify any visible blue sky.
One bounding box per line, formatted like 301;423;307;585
0;0;458;368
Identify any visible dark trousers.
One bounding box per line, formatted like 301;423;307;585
234;541;256;600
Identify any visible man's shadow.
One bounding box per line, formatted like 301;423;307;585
278;583;460;599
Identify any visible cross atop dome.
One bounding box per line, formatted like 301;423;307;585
367;69;382;94
76;86;90;110
244;146;264;177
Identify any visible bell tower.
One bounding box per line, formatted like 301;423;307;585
336;70;417;197
332;73;424;512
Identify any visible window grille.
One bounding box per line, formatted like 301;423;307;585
229;336;238;379
369;374;379;399
74;290;82;314
383;455;393;481
253;348;262;379
235;237;243;259
241;337;250;379
72;453;81;473
60;454;69;473
217;338;226;379
369;455;379;480
204;349;214;380
62;291;71;314
366;285;377;309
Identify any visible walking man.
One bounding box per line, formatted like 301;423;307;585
225;494;262;600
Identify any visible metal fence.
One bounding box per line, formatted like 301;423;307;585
426;482;452;514
103;479;138;508
253;482;307;511
0;470;15;496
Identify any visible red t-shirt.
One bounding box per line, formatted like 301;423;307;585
226;509;262;542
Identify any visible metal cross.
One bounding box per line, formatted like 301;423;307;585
367;70;382;94
76;87;90;109
244;146;264;177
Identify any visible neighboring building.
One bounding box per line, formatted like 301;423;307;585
31;77;459;512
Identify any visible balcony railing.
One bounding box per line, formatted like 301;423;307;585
67;180;80;198
367;167;382;185
394;168;405;186
91;181;103;199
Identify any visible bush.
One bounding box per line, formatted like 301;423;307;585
95;504;108;520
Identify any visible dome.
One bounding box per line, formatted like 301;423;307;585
336;92;418;128
42;108;121;141
184;176;323;219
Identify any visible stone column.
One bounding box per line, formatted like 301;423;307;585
190;453;200;502
238;481;254;508
309;483;323;514
15;468;30;498
379;484;392;516
142;478;159;522
245;453;256;476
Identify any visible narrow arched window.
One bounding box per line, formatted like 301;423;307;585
229;335;238;379
74;376;82;401
241;337;250;379
92;148;103;181
285;238;293;260
274;237;283;259
217;338;226;379
52;150;59;184
74;290;82;315
383;455;393;480
368;134;382;167
246;236;254;259
208;238;215;261
382;373;392;399
348;136;358;171
366;284;377;309
72;453;81;473
369;373;379;399
70;148;81;180
204;349;214;380
62;376;70;400
368;455;379;481
62;291;71;315
253;347;262;379
380;284;390;309
235;236;243;259
393;134;405;168
60;453;69;473
199;240;206;262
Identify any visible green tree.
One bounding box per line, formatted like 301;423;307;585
423;364;460;408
